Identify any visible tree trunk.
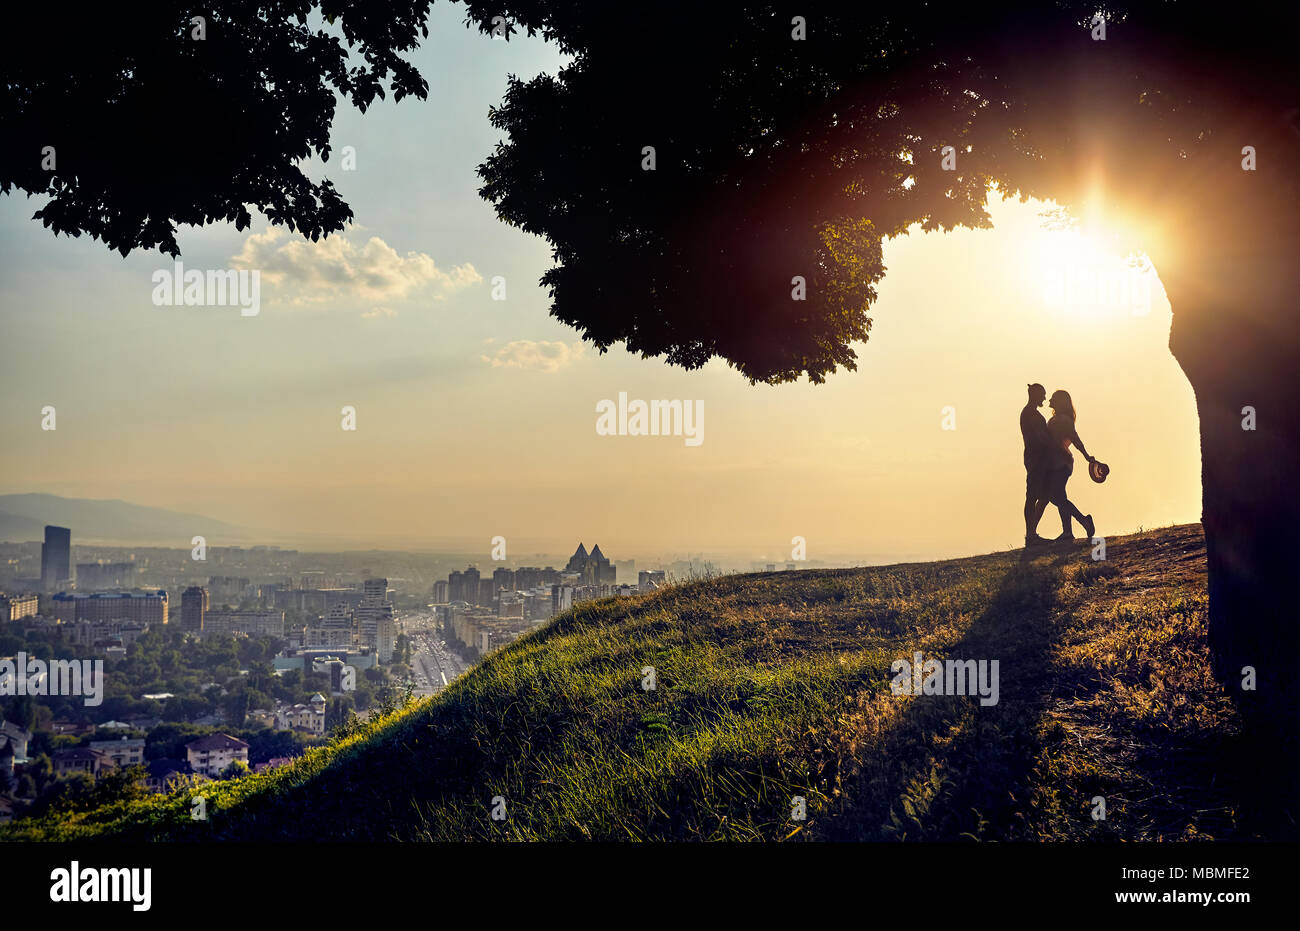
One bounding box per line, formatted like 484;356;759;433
1161;237;1300;720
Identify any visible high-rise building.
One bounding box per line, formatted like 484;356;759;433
202;610;285;639
362;578;388;602
323;602;352;631
52;590;168;625
41;525;72;592
552;584;575;614
181;586;209;633
516;567;560;590
462;567;481;606
431;580;449;603
376;613;396;664
566;543;588;571
207;576;251;604
356;577;392;651
356;600;393;650
306;625;352;649
638;570;667;591
566;543;616;586
0;592;39;622
317;601;357;649
497;590;525;618
491;567;516;600
76;561;136;590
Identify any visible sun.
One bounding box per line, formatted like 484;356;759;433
1024;218;1157;318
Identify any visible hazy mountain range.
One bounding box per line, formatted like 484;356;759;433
0;493;247;546
0;493;928;565
0;493;593;556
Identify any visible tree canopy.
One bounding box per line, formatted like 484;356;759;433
469;1;1300;381
6;2;1297;380
1;1;438;256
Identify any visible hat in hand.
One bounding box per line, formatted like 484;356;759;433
1089;459;1110;483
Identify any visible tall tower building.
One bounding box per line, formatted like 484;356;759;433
362;577;388;602
462;567;481;606
587;545;615;586
356;577;391;651
376;613;396;664
181;586;209;632
40;525;72;592
565;544;589;573
566;543;615;586
492;567;516;600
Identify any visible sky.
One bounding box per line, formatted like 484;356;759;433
0;5;1202;564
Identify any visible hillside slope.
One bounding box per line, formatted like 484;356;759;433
7;523;1296;842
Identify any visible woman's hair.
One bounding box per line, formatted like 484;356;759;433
1050;389;1076;423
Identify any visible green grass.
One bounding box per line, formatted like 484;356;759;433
5;523;1295;842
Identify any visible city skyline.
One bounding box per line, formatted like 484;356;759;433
0;492;940;568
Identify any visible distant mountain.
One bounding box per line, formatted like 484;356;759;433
0;494;247;545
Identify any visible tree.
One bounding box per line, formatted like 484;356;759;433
0;2;441;256
26;772;95;819
4;696;36;731
220;759;250;780
246;661;277;695
244;729;313;763
468;1;1300;718
25;753;54;794
145;723;210;761
326;697;354;732
27;767;148;819
224;690;250;729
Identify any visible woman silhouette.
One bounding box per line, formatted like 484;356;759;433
1046;389;1097;541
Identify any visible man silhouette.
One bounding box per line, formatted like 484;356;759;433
1021;383;1052;546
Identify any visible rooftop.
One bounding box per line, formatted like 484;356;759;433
185;733;249;752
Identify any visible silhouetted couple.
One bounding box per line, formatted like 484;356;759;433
1022;383;1096;546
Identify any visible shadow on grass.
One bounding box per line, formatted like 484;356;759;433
821;548;1078;841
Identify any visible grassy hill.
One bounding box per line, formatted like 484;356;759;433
6;523;1296;842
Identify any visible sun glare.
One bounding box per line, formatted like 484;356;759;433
1025;219;1157;319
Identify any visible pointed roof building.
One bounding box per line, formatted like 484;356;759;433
565;542;616;586
566;544;589;572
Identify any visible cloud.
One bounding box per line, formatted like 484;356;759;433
481;340;587;373
231;227;481;309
